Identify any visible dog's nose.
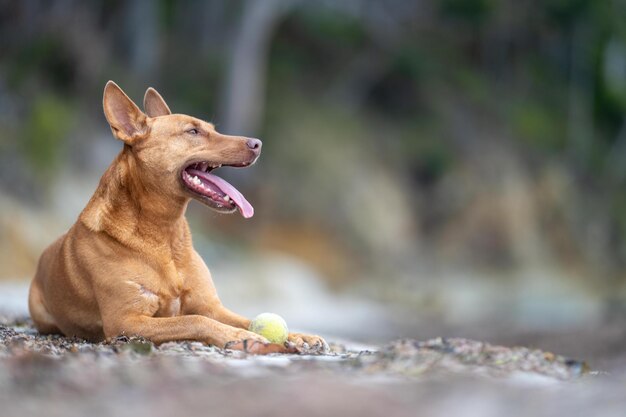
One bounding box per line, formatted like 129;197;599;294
246;138;262;152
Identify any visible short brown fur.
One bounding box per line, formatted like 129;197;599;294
28;81;326;354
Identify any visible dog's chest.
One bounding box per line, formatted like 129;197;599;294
154;264;185;317
132;259;188;318
134;271;184;318
135;284;182;318
155;295;181;317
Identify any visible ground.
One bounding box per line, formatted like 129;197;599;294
1;315;624;417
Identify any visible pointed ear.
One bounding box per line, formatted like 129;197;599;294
103;81;148;144
143;87;172;117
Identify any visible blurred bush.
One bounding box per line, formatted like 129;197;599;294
1;0;626;316
21;95;74;178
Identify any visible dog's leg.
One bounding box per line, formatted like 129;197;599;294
104;314;251;346
209;306;250;329
103;314;292;353
28;279;61;335
93;266;294;353
184;299;251;331
287;332;329;352
181;252;252;330
190;304;328;353
182;252;329;353
214;307;329;353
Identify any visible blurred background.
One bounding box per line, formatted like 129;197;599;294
1;0;626;367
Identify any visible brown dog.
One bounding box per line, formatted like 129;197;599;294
28;81;327;354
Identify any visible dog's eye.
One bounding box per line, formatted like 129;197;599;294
187;128;199;135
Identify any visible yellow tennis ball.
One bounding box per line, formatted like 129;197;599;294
248;313;289;344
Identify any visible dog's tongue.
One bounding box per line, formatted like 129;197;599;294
198;171;254;218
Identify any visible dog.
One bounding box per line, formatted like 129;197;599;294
28;81;327;354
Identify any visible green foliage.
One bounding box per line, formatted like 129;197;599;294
597;38;626;130
158;0;177;30
20;95;74;178
510;101;565;152
439;0;495;25
296;9;366;48
7;37;75;91
270;9;368;89
609;189;626;269
3;0;626;273
543;0;590;25
405;127;453;185
452;68;490;105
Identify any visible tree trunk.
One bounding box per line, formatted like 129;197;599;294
220;0;296;136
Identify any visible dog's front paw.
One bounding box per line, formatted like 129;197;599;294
288;333;329;354
224;330;297;355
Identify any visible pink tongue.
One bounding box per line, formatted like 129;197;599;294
191;169;254;218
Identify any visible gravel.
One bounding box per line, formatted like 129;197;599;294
2;315;624;417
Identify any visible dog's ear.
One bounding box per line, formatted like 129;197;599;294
103;81;148;144
143;87;172;117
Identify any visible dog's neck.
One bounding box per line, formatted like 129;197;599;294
80;146;190;249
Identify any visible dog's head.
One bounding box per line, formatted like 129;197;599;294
102;81;260;218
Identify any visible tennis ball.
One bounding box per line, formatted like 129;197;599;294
248;313;289;344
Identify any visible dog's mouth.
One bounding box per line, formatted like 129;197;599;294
181;161;254;218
